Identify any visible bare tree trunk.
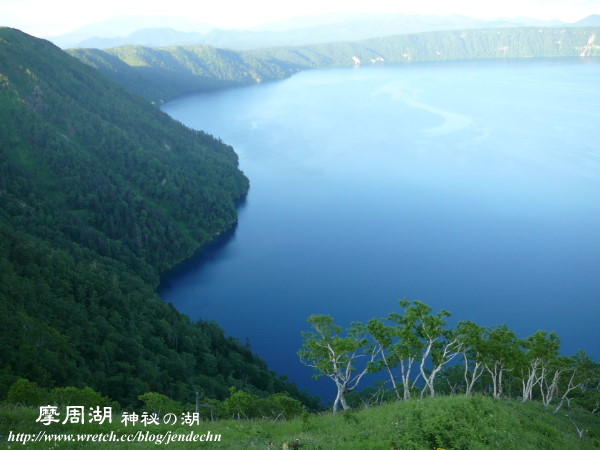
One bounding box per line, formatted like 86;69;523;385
540;367;562;407
340;393;349;410
419;338;461;399
522;359;541;402
464;354;484;396
486;362;505;399
498;369;504;399
333;383;343;413
553;370;580;413
381;351;401;400
401;358;415;400
565;415;586;439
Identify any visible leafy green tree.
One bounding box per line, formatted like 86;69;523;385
223;387;260;419
520;331;560;402
138;392;182;416
258;392;305;420
6;378;45;406
555;351;600;413
367;300;462;400
482;325;522;399
367;317;401;399
456;321;487;396
48;386;118;409
298;315;379;412
407;301;462;398
387;300;428;400
198;397;226;421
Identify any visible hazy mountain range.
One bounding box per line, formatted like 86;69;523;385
48;13;599;50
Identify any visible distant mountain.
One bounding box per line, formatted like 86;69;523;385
196;14;525;50
52;13;570;50
48;15;212;49
577;15;600;26
69;26;600;104
0;27;319;409
77;27;206;49
248;12;371;32
248;12;566;32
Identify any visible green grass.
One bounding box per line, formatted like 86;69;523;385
2;396;599;449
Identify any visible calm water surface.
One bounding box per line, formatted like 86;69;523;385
160;59;600;398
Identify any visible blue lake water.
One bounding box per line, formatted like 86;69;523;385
160;59;600;399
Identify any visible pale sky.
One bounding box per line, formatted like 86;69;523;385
1;0;598;37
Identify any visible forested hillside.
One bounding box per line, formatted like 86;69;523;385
69;27;600;103
0;27;318;409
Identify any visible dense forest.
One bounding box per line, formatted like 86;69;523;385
0;27;319;410
69;26;600;103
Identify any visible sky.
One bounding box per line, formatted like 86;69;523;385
1;0;598;37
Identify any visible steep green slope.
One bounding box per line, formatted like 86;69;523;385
0;28;317;409
70;27;600;103
69;44;297;103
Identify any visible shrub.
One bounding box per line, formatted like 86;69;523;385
48;386;118;409
137;392;182;416
223;387;260;419
6;378;45;406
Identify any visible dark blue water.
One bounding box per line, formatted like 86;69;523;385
160;59;600;399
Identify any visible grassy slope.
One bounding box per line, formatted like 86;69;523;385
1;396;599;449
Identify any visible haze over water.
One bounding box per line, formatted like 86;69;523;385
160;59;600;398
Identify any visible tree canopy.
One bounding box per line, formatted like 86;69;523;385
301;299;600;414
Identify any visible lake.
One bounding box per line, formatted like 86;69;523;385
160;58;600;399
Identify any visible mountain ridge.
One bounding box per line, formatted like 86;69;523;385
68;26;600;104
